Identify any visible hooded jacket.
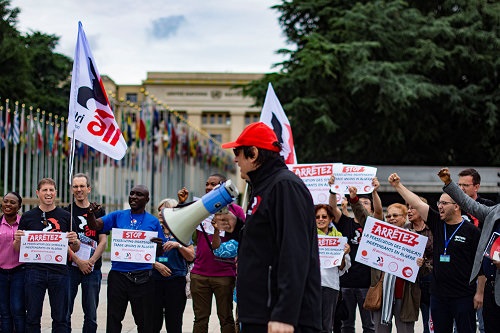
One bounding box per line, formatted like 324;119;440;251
237;157;321;329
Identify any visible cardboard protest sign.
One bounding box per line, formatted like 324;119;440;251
331;164;377;195
110;228;157;263
19;231;69;265
288;163;341;204
318;236;347;268
355;217;427;282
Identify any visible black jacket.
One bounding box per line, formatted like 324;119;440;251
237;157;321;329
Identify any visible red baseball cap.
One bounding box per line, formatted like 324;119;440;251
221;122;281;152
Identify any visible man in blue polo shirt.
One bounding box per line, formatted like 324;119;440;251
85;185;163;333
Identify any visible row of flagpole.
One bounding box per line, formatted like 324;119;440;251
0;95;235;211
1;21;297;215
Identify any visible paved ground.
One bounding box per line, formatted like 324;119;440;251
40;260;426;332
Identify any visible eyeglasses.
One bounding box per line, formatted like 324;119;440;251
315;214;329;219
232;147;242;156
385;213;404;219
458;183;474;188
41;211;48;226
437;201;456;206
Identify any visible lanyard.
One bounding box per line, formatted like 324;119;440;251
443;220;464;255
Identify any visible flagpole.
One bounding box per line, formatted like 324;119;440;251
4;99;10;191
53;118;59;198
18;104;26;197
39;111;46;181
68;130;77;232
11;102;18;192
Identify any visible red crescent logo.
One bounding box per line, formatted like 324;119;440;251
402;266;413;278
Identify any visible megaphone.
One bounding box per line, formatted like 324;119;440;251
161;180;239;246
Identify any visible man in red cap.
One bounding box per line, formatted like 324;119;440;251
220;122;321;333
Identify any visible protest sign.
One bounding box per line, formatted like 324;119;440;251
288;163;341;204
330;164;377;195
484;232;500;261
355;217;427;282
318;236;347;268
19;231;69;265
110;228;157;263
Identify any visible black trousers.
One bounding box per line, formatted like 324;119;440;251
483;282;500;333
152;276;187;333
106;270;154;333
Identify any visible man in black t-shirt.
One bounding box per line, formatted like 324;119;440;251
65;173;107;333
389;173;481;333
13;178;80;333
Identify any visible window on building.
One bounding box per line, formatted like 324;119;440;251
210;134;222;143
126;93;138;103
202;111;231;125
245;112;260;125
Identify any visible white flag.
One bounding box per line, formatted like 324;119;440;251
67;22;127;160
259;83;297;164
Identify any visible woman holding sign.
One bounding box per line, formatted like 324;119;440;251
0;192;25;333
370;203;427;333
315;204;351;333
152;198;195;333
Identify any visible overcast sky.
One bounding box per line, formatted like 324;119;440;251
11;0;288;84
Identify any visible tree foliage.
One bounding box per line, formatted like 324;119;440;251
244;0;500;165
0;0;72;115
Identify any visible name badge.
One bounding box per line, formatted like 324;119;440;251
158;257;168;263
440;254;450;262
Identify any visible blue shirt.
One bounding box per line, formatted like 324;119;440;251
152;234;193;280
101;209;162;272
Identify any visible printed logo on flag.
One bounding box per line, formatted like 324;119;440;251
67;22;127;160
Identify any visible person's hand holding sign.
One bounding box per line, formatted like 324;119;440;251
348;186;358;199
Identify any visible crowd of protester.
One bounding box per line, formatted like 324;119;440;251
1;126;498;333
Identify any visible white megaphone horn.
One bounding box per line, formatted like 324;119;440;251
161;180;239;246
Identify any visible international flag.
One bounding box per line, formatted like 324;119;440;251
36;121;43;152
259;83;297;164
12;111;20;145
67;22;127;160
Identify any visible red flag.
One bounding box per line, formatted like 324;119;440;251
259;83;297;164
67;22;127;160
137;118;146;141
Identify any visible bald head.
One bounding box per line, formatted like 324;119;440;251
129;185;150;213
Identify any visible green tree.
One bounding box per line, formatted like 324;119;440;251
0;0;34;101
245;0;500;165
0;0;72;115
24;31;72;114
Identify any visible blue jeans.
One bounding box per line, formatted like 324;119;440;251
25;267;70;333
68;266;102;333
430;294;476;333
0;267;26;333
340;287;374;333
